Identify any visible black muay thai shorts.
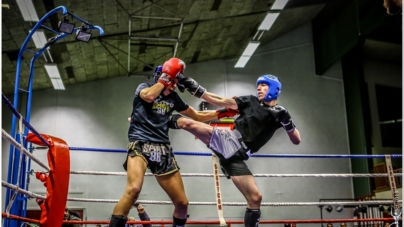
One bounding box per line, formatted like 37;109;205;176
123;141;180;176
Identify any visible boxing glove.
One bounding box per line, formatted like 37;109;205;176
157;73;175;88
268;105;296;132
216;108;239;119
168;114;183;129
162;58;186;78
178;77;206;98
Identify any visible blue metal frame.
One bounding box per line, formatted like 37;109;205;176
4;6;103;227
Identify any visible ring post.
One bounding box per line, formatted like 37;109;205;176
4;5;104;227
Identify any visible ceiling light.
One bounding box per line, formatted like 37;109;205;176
76;30;92;42
76;26;92;42
258;12;280;31
234;56;251;68
30;30;48;49
44;63;65;90
336;205;343;212
241;41;260;56
58;18;75;34
271;0;289;10
234;41;260;68
16;0;39;21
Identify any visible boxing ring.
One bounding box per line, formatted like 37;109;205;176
2;88;403;226
2;6;403;227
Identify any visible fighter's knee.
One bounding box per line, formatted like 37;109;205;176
126;185;142;199
177;117;194;129
173;198;189;210
250;191;262;205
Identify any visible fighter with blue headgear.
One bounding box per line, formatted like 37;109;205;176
256;74;282;102
167;73;301;227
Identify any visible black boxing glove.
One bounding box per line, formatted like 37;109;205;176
268;105;296;132
168;114;183;129
178;77;206;98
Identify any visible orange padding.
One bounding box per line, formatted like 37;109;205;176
26;133;70;227
0;213;396;225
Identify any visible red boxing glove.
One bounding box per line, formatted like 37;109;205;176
162;58;186;78
216;107;239;119
157;73;175;88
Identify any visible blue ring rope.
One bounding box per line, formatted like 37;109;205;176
2;93;49;147
68;147;402;158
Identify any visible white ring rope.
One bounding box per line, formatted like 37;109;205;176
70;170;402;178
2;129;50;172
3;128;402;180
5;117;25;217
2;180;400;207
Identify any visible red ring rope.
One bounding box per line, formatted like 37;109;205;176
2;213;395;225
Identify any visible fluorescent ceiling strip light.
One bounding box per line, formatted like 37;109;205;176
45;64;65;90
16;0;39;21
51;78;65;90
241;41;260;57
234;56;251;68
30;30;47;49
271;0;289;10
258;12;280;31
55;79;65;90
49;78;58;89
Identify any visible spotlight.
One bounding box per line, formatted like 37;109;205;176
76;26;92;42
325;206;333;213
58;17;75;34
336;205;343;212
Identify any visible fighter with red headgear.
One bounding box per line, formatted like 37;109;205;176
108;57;239;227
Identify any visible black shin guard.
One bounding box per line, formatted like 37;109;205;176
109;215;128;227
244;208;261;227
173;216;187;227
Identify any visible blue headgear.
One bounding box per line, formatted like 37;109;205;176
153;65;163;84
256;74;282;102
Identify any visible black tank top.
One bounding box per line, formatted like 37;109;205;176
128;82;189;143
234;95;282;153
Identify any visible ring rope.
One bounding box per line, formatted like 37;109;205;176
5;116;25;217
1;213;396;224
68;146;403;158
3;180;400;206
69;170;402;178
2;129;50;171
2;93;49;147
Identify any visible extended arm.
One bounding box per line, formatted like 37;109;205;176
178;77;239;109
202;92;238;110
180;106;238;122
